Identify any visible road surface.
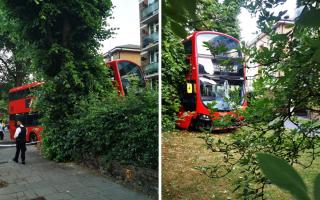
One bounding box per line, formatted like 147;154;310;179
0;145;151;200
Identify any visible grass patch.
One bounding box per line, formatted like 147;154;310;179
162;130;320;199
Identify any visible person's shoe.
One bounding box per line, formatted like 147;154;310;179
12;158;18;163
21;161;25;165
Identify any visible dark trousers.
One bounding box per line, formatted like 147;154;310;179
14;141;26;162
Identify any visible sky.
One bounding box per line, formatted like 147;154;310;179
100;0;141;54
100;0;297;53
238;0;297;43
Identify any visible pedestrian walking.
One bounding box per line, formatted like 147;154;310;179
0;121;4;140
13;120;27;164
3;121;9;140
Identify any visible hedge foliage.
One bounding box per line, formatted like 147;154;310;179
161;28;188;131
41;89;158;169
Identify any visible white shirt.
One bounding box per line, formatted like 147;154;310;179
14;125;27;139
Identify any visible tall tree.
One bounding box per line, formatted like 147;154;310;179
0;0;114;161
191;0;243;38
0;9;35;88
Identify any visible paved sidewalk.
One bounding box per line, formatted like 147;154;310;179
0;146;151;200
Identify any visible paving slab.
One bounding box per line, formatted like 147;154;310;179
0;146;151;200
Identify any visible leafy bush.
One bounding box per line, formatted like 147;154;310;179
161;28;187;131
41;88;158;169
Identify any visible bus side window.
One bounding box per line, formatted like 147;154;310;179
25;98;32;108
9;89;31;101
26;113;39;126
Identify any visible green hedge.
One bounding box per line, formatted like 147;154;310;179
41;89;158;169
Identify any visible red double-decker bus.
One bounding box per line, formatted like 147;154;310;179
177;31;247;130
8;60;145;142
8;82;44;142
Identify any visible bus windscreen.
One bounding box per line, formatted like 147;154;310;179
117;61;145;94
197;33;245;111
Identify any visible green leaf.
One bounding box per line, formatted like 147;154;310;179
165;1;188;23
256;153;310;200
296;7;320;27
170;21;188;39
182;0;197;18
314;174;320;200
312;47;320;63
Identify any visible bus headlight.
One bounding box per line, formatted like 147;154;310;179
198;114;211;121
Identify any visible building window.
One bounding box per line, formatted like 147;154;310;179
150;50;158;63
148;22;158;34
148;0;155;5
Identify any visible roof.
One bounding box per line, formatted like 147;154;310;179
106;59;141;67
104;44;141;58
186;31;240;42
113;44;140;50
248;19;294;47
9;82;44;93
273;19;294;28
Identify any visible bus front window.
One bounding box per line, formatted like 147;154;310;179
117;61;144;94
200;78;244;111
197;33;245;111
